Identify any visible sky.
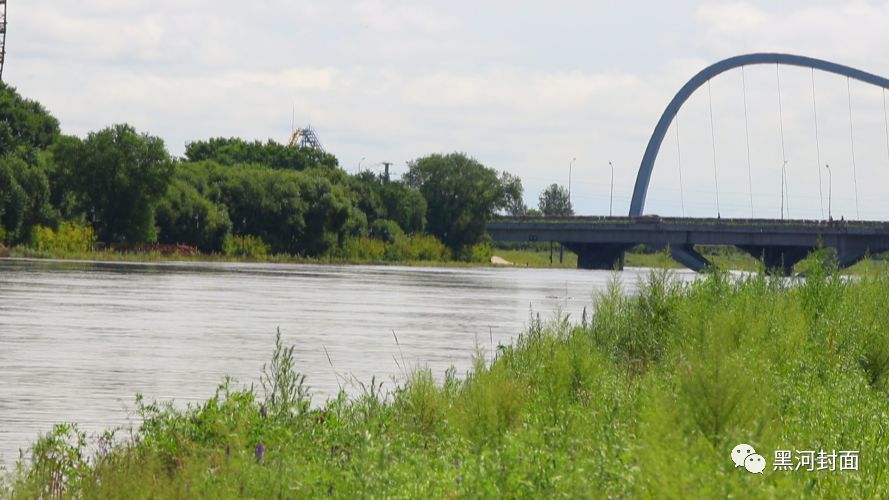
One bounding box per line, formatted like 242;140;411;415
8;0;889;219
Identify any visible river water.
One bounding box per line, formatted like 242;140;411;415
0;258;691;465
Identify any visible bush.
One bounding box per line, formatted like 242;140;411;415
333;233;450;262
31;222;96;253
222;234;270;258
458;241;493;263
369;219;404;243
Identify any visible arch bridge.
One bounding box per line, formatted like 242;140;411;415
487;53;889;273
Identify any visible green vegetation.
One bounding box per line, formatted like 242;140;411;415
0;84;523;264
5;262;889;497
538;183;573;216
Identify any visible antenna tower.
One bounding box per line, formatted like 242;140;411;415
288;125;324;151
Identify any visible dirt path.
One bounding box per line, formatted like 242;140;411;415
490;255;512;266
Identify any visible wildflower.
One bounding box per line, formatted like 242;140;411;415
255;442;266;462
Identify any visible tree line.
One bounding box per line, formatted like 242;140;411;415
1;83;569;261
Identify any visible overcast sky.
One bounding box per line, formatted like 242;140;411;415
8;1;889;219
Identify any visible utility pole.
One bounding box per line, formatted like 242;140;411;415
568;157;576;205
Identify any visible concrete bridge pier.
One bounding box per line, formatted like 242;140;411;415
738;245;811;275
668;245;711;272
565;243;629;270
833;237;882;268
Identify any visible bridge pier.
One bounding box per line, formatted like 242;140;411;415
669;244;711;272
738;245;811;275
565;243;629;270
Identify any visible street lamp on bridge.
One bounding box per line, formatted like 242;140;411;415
825;163;832;221
568;157;576;205
608;161;614;217
780;160;789;220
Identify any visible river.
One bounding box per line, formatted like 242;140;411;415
0;258;692;466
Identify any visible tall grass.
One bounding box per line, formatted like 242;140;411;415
6;262;889;497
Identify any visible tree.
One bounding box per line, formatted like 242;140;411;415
155;178;232;252
538;183;573;216
0;156;56;244
0;83;60;157
348;171;427;234
404;152;512;251
183;137;339;170
499;171;527;216
52;124;174;243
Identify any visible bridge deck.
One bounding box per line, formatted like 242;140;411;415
486;216;889;272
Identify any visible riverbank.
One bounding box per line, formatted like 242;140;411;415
0;245;761;271
4;262;888;497
5;246;487;269
6;244;888;274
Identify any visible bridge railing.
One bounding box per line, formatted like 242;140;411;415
490;215;889;228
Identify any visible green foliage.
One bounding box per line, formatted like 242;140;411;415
0;82;60;156
499;171;527;216
261;329;311;419
155;178;232;252
0;155;57;244
25;423;89;498
538;183;573;216
0;85;536;264
31;222;96;253
458;241;493;263
178;162;355;256
404;152;517;251
52;124;174;243
369;218;404;243
334;233;450;262
184;137;339;170
348;171;427;234
10;262;889;497
223;234;270;258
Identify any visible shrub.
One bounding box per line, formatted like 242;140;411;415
222;234;270;258
369;219;404;243
458;241;493;263
31;222;96;253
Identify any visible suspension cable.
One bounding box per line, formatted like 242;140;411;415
675;115;686;217
707;80;721;217
741;66;754;217
777;64;789;219
811;68;825;219
847;76;861;219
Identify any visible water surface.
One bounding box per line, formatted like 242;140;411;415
0;258;690;465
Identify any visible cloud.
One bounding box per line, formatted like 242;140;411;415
7;1;889;218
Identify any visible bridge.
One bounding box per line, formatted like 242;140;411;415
487;53;889;273
487;216;889;273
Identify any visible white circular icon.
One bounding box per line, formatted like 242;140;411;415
731;443;755;468
744;453;766;474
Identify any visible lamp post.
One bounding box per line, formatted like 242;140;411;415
780;160;788;220
358;157;366;173
568;157;576;205
825;163;832;221
608;161;615;217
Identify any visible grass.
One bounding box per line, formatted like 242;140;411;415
5;261;889;497
5;247;486;269
496;245;762;272
495;247;578;268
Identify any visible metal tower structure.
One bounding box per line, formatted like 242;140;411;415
287;126;324;151
0;0;6;81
